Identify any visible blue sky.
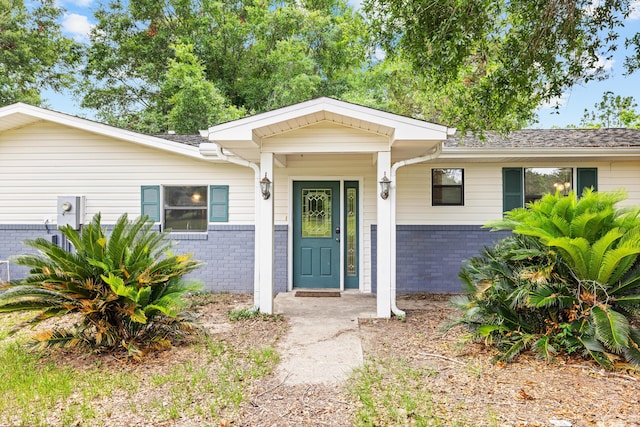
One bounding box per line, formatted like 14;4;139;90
45;0;640;129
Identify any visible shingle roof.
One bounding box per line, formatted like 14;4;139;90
445;128;640;148
152;133;205;147
153;128;640;150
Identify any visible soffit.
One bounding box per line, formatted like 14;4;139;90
206;98;453;163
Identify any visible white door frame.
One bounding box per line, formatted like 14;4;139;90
287;176;364;292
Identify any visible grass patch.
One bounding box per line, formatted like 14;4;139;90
148;336;279;423
349;357;473;427
227;306;285;323
0;293;283;426
0;342;139;426
228;306;260;321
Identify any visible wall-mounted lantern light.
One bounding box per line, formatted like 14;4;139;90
379;172;391;200
260;173;272;200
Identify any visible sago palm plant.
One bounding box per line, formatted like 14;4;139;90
0;213;203;357
455;189;640;368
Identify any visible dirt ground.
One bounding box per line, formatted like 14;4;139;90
5;293;640;427
242;294;640;427
358;295;640;427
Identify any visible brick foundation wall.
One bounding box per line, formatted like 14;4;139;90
371;225;511;294
0;224;290;293
0;224;53;280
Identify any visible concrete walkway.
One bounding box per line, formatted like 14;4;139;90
273;291;377;385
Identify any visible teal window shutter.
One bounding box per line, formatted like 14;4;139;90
210;185;229;222
577;168;598;196
503;168;523;212
141;185;160;221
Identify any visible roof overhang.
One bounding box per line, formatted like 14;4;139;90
440;146;640;162
0;103;202;159
203;98;455;163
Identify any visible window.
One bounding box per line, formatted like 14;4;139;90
432;168;464;206
525;167;573;204
502;168;597;212
141;185;229;231
164;186;208;231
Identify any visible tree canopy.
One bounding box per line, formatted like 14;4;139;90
79;0;370;133
4;0;640;134
0;0;80;106
363;0;640;133
577;91;640;129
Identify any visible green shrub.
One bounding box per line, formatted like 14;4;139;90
0;213;203;357
454;189;640;369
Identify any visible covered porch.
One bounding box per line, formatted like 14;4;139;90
199;98;454;317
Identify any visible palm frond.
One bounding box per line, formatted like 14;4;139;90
498;333;536;362
591;306;630;353
598;247;640;285
622;327;640;366
29;327;90;351
576;335;614;369
533;335;557;361
527;285;575;309
588;228;624;278
546;237;590;279
0;286;75;312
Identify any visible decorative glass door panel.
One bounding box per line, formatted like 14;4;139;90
302;189;332;238
344;181;359;289
293;181;340;288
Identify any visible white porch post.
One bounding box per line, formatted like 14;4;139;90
376;151;392;318
258;152;275;314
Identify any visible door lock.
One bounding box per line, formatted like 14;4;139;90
335;227;340;234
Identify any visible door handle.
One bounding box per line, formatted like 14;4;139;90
335;227;340;234
336;238;340;242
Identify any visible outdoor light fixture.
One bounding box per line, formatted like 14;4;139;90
260;173;272;200
379;172;391;200
553;181;571;195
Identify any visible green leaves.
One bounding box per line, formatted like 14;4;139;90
364;0;638;132
81;0;369;133
0;0;80;106
4;213;203;356
457;190;640;368
579;91;640;129
591;306;629;354
164;43;245;133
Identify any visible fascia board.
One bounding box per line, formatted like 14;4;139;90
441;147;640;159
207;97;452;142
0;103;201;160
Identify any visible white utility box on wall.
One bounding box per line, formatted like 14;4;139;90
57;196;85;229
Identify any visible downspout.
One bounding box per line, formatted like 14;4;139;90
389;143;443;317
199;140;262;310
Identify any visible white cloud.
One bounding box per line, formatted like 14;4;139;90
540;92;570;110
629;1;640;20
65;0;93;7
62;13;93;41
593;55;615;73
577;53;615;77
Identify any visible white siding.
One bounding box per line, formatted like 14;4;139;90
263;122;389;154
0;122;255;224
274;154;377;291
599;162;640;205
396;162;502;224
5;121;640;294
396;160;640;225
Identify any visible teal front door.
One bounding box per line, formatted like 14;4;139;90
293;181;341;288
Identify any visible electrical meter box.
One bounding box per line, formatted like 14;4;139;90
57;196;85;229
